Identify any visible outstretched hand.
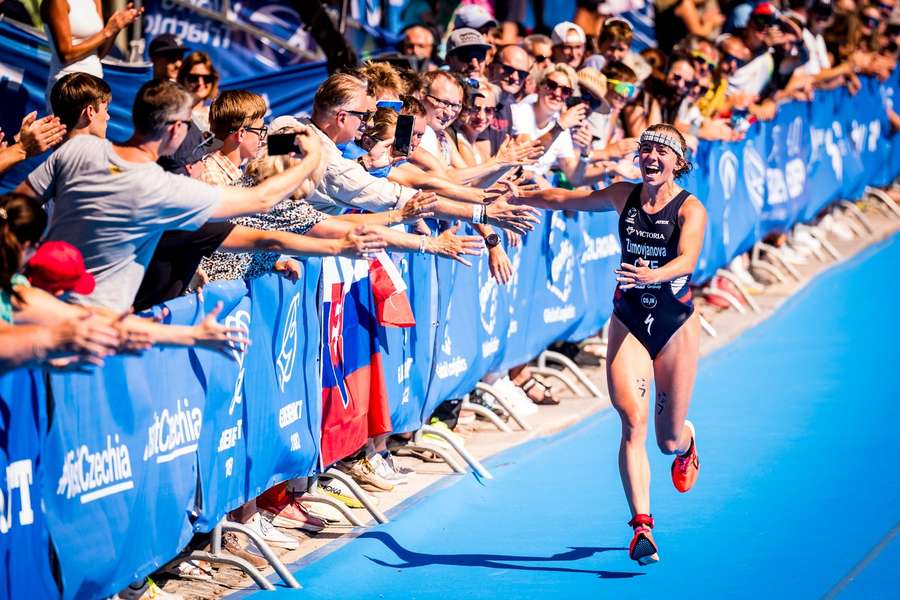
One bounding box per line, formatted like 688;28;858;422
429;223;484;267
193;301;251;358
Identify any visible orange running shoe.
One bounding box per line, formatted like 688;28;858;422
628;514;659;565
671;420;699;493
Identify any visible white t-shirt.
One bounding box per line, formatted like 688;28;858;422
509;96;574;178
728;51;775;97
798;29;831;76
27;135;221;311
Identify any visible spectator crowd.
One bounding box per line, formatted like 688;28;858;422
0;0;898;596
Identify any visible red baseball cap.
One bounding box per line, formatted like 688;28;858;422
25;241;95;295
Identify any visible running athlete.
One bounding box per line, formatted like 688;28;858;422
512;124;706;565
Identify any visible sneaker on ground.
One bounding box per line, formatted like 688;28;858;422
245;511;300;551
316;480;364;508
629;527;660;566
780;245;808;265
222;531;268;569
114;578;183;600
260;498;326;532
382;451;414;475
338;457;395;492
300;500;345;524
671;420;700;493
423;418;466;448
493;377;538;416
369;452;409;485
792;229;822;252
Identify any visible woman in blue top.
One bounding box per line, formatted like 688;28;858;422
511;123;707;566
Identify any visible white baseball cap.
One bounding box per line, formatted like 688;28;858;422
551;21;586;46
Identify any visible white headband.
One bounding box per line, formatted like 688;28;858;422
639;130;685;159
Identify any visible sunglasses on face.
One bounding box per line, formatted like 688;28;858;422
343;109;373;123
862;15;881;29
185;73;214;85
878;2;893;13
690;51;718;69
451;47;488;63
426;94;463;113
721;52;748;69
669;73;692;85
533;54;550;63
464;104;497;117
542;79;574;98
750;15;777;29
607;78;639;99
499;63;530;81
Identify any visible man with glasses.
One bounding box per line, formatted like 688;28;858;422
445;28;492;79
485;45;533;150
524;34;553;71
201;90;269;188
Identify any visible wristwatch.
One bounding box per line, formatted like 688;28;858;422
485;233;501;248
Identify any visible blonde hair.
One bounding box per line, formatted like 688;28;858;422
538;63;580;91
246;122;328;200
360;61;408;97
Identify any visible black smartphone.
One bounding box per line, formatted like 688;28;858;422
267;133;300;156
393;114;414;156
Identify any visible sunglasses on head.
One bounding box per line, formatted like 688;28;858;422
499;63;530;81
690;50;718;69
543;79;574;97
607;78;638;99
376;99;404;111
185;73;214;84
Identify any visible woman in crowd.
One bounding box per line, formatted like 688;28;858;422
41;0;141;96
510;63;588;186
510;123;706;566
452;81;501;168
177;51;220;132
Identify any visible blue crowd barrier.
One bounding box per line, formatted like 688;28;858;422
1;31;899;597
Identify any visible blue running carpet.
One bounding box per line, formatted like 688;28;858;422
252;233;900;599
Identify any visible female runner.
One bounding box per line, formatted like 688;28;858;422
513;123;706;565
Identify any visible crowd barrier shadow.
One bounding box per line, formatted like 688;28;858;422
358;531;642;579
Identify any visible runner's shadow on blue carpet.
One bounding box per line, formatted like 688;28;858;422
359;531;642;579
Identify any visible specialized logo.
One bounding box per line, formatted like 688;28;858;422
143;398;202;464
0;459;35;533
644;313;654;335
625;207;638;224
277;292;300;392
225;309;251;416
743;144;766;212
640;293;658;309
57;435;134;504
718;150;738;200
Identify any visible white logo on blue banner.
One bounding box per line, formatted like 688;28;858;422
546;213;575;303
766;168;788;205
143;398;202;464
718;150;738;199
225;309;251;416
868;119;880;153
787;117;804;157
826;124;843;182
277;292;300;392
743;144;766;212
0;460;34;532
57;435;134;504
785;158;806;199
850;120;867;154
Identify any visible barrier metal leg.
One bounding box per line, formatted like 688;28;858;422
699;313;717;338
791;225;827;263
756;242;802;281
317;471;389;524
838;200;876;234
299;489;366;527
528;366;582;396
537;351;604;400
865;186;900;219
398;443;467;473
415;425;493;480
717;269;761;314
461;398;513;432
221;520;301;589
184;550;275;591
806;224;842;260
474;381;532;431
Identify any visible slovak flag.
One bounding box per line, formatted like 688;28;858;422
320;257;393;467
369;251;415;328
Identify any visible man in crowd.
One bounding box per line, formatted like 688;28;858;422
486;44;533;145
551;21;587;69
444;28;492;80
401;25;436;61
148;33;189;82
